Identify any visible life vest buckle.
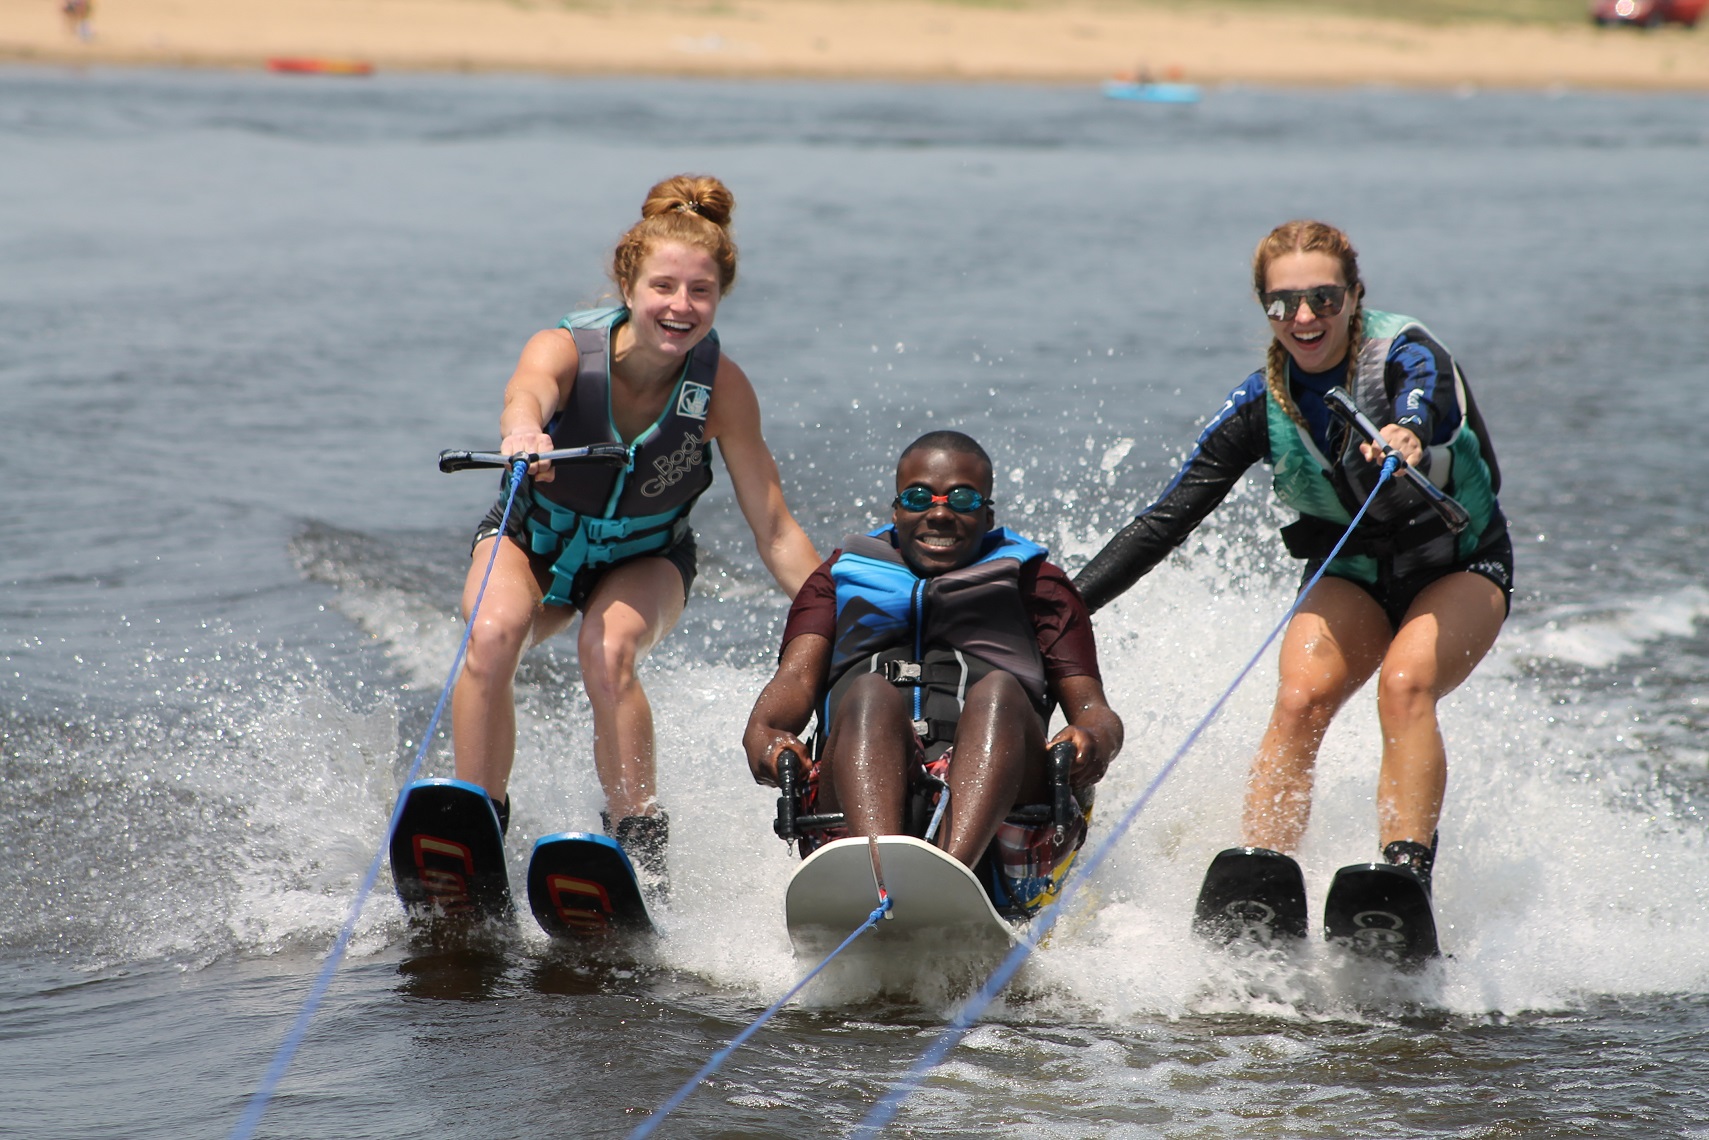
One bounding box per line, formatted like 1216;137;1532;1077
882;660;924;683
582;517;634;541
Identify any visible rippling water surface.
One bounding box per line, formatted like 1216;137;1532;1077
4;66;1708;1138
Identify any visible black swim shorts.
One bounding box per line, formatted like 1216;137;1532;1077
1304;530;1514;631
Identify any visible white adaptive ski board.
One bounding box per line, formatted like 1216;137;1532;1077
785;836;1019;961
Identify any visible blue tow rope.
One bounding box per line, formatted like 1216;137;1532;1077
851;457;1401;1137
228;459;529;1140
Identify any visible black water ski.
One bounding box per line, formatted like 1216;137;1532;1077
389;778;512;925
1322;862;1439;967
1192;847;1309;948
526;832;654;940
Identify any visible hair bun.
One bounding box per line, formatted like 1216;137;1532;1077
611;174;741;296
640;174;734;228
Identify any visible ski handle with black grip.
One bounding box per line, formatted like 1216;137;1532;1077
775;747;800;842
1049;740;1077;846
437;442;631;473
1321;386;1471;535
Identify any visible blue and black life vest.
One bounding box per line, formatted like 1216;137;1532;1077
823;526;1052;759
524;307;718;606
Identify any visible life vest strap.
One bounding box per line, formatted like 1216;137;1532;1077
1280;511;1451;562
524;492;688;607
879;659;968;687
911;717;959;744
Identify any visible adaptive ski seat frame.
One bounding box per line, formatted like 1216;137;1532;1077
771;741;1080;851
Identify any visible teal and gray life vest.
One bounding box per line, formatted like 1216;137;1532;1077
824;526;1052;760
524;306;717;606
1268;310;1501;582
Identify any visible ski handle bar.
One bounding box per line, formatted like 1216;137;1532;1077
1321;386;1471;535
437;442;631;473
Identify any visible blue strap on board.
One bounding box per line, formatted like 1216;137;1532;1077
228;458;530;1140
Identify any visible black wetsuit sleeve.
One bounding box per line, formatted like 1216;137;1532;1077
1389;331;1456;446
1074;387;1271;613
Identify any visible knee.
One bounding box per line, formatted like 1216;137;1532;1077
462;607;530;684
961;671;1029;721
1270;679;1342;734
838;671;906;717
967;670;1026;702
821;675;910;766
1376;666;1438;724
577;621;640;697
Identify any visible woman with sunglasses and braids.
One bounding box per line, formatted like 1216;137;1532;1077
452;174;820;898
1075;219;1509;933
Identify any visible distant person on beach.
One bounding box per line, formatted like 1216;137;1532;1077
744;430;1123;916
1074;219;1509;897
452;173;819;896
61;0;93;40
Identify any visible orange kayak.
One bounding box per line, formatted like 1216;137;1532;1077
266;58;374;76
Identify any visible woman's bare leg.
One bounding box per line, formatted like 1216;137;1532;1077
575;557;686;821
1374;572;1506;848
1242;578;1391;852
451;536;574;804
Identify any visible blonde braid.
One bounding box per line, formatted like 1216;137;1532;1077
1265;338;1307;430
1343;295;1366;393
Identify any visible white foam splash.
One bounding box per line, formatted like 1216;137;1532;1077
180;520;1709;1021
1026;558;1709;1022
1505;585;1709;670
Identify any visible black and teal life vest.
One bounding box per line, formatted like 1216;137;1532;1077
1268;310;1501;582
824;526;1052;759
524;306;717;607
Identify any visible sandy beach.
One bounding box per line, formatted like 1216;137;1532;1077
3;0;1707;90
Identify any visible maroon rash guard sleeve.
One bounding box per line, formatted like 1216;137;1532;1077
1022;561;1103;684
778;554;839;651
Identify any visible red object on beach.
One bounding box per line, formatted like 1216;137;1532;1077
1589;0;1706;26
266;58;375;76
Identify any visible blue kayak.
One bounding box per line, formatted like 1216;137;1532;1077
1102;80;1202;104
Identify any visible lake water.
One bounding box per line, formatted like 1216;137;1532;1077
4;65;1709;1138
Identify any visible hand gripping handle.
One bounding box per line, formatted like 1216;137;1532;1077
1322;387;1471;534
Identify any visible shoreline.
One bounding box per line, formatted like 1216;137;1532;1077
3;0;1708;91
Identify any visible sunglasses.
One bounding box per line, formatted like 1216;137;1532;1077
1260;285;1348;322
894;486;989;514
